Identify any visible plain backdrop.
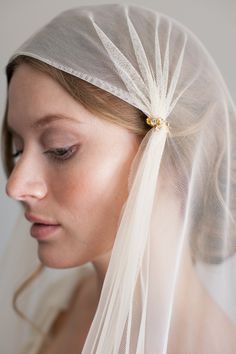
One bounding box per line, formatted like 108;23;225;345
0;0;236;254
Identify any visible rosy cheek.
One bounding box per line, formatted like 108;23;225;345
48;150;127;223
48;165;94;208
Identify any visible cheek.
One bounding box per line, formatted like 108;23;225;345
37;135;140;267
48;156;130;239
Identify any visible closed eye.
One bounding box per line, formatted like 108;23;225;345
11;145;79;164
44;145;79;163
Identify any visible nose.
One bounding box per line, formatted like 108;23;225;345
5;158;47;202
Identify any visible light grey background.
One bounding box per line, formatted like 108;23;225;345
1;0;236;253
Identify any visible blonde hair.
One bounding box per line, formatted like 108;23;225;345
1;55;235;339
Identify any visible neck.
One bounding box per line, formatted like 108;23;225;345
92;251;111;293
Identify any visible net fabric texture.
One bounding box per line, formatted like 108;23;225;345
2;3;236;353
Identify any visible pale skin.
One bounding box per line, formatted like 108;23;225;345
6;64;143;352
6;63;142;285
6;64;236;353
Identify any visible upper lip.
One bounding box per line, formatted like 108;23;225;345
25;212;59;225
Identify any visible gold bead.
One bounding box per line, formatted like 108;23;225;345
156;118;162;126
146;117;154;126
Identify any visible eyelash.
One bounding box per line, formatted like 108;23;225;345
45;145;78;163
11;145;78;164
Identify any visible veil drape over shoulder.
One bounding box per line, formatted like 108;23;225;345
1;4;236;353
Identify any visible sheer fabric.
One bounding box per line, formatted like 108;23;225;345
1;3;236;353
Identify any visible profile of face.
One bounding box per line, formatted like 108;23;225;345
6;64;142;270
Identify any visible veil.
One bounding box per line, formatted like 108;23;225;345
1;3;236;353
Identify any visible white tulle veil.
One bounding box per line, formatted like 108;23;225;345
1;3;236;354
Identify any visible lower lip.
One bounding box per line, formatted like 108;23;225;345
30;224;61;240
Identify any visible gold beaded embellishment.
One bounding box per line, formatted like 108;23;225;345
146;116;170;132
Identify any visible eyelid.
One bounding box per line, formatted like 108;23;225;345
11;144;79;163
11;150;22;158
40;127;83;146
11;136;23;150
44;144;79;163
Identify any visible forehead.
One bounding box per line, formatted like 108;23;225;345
8;63;69;117
7;64;91;134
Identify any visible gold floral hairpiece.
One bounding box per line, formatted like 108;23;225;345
146;116;170;132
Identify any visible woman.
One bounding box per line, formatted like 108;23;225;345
1;3;236;354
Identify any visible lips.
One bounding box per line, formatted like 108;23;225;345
30;224;61;240
25;212;59;225
25;213;61;240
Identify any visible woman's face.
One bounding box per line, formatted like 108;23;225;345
6;63;141;269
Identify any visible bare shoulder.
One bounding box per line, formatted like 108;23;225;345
168;278;236;354
195;285;236;354
207;295;236;353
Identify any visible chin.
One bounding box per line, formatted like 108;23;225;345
37;246;88;269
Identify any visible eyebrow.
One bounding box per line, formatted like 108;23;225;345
7;114;83;135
